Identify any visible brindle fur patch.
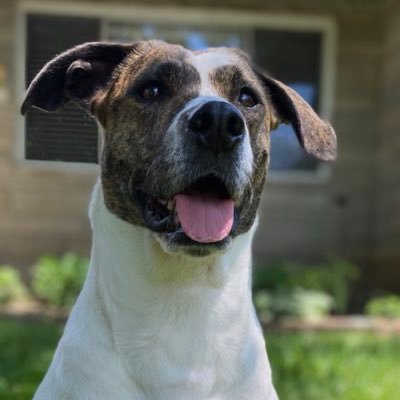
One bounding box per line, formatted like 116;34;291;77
97;41;202;227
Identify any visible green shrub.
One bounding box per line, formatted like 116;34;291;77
253;259;360;313
365;295;400;318
286;289;333;320
0;266;27;305
254;289;334;322
31;253;89;308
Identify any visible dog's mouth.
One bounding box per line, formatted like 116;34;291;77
137;175;237;248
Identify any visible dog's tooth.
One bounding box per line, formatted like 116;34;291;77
159;199;167;206
174;213;180;225
167;200;175;211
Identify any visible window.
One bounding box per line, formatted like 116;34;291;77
22;8;333;173
25;14;100;163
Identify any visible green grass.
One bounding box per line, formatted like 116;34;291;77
0;319;399;399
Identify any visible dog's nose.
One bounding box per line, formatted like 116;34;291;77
188;101;245;153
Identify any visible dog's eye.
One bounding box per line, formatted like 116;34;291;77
140;82;161;99
238;89;258;108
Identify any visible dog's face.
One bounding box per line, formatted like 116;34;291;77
22;40;336;257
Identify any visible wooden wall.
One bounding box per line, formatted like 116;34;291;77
374;0;400;290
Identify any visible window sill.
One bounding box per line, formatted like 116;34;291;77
267;164;332;185
15;159;100;175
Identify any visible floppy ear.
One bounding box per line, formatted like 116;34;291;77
256;71;337;161
21;42;136;115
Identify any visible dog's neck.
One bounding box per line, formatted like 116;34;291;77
89;178;256;295
83;183;263;392
90;182;254;340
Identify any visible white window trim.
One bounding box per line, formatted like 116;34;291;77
15;1;337;181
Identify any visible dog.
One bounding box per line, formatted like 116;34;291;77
22;40;336;400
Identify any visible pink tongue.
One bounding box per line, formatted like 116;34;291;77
175;193;234;243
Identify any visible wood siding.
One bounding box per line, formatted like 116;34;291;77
374;1;400;290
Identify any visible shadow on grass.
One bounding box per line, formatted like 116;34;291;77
0;319;62;400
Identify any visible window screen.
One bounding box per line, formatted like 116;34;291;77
25;14;100;163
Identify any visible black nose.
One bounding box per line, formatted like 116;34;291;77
188;101;245;154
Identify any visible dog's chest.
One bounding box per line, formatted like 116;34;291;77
111;287;251;398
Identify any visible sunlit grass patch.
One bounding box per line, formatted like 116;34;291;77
268;331;400;400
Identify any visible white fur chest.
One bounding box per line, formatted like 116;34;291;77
33;183;277;400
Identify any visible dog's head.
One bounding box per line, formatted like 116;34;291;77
22;40;336;257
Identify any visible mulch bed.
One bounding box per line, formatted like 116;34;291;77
1;302;400;334
0;301;69;323
263;316;400;334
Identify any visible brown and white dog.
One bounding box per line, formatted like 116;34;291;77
22;40;336;400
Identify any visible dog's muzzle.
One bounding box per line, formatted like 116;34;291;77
136;97;252;254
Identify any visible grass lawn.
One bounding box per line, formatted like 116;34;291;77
0;319;399;399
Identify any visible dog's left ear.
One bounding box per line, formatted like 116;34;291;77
256;71;337;161
21;41;137;115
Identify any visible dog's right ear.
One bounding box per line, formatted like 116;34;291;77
21;42;137;115
254;69;337;161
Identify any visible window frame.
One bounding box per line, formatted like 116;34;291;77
15;1;337;181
